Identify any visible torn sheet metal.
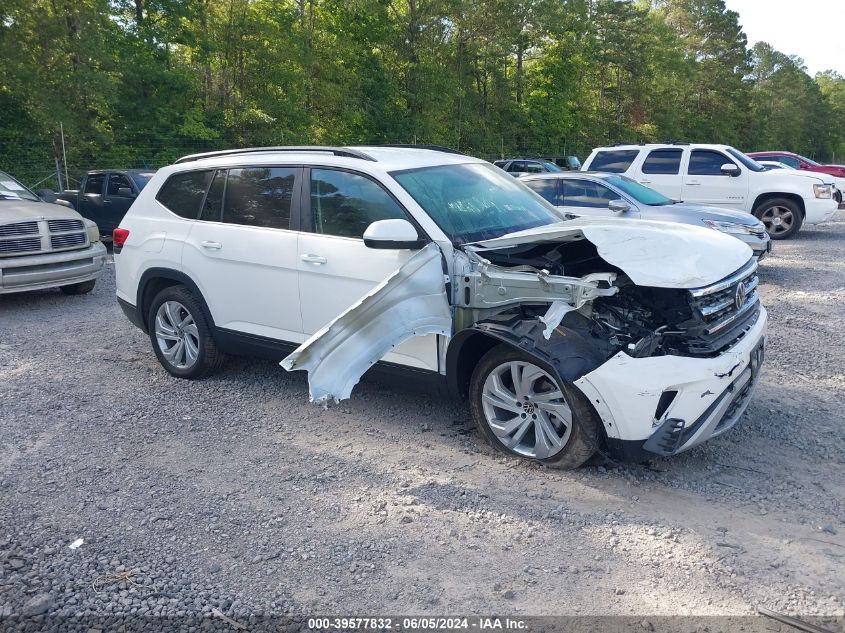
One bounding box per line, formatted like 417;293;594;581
469;217;752;289
281;243;451;403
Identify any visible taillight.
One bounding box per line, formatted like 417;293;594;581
113;228;130;251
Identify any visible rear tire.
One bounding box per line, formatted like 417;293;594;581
147;285;226;379
753;197;803;239
60;280;95;295
835;190;842;205
469;344;600;470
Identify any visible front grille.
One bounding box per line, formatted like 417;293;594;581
47;219;84;233
682;259;761;356
0;221;39;237
51;233;86;249
0;237;42;254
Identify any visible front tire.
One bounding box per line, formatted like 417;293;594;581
754;197;803;239
60;280;95;295
469;345;600;469
147;285;226;379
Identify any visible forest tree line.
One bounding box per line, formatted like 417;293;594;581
2;0;845;186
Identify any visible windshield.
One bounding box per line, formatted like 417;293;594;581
602;175;674;206
542;161;563;172
392;162;564;243
726;148;765;172
131;172;156;189
0;170;40;202
797;154;820;166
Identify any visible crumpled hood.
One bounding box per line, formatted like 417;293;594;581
0;199;83;222
468;217;753;289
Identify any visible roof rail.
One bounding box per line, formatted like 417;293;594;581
609;141;643;147
174;146;377;164
376;144;466;156
662;139;690;145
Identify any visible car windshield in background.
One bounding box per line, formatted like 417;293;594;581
726;148;765;172
603;175;675;206
392;163;563;243
798;154;820;167
0;170;40;202
131;172;156;189
542;161;564;172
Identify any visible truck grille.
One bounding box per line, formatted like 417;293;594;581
51;233;86;249
0;237;42;254
47;219;84;232
0;216;89;257
684;259;760;355
0;221;39;237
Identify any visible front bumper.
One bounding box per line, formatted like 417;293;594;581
574;306;768;460
804;196;838;224
736;233;772;260
0;242;107;294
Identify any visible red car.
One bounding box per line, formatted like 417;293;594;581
748;151;845;203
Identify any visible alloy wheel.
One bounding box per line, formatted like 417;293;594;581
759;205;794;236
154;300;200;369
481;361;573;459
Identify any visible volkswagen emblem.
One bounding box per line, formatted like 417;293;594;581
734;281;747;309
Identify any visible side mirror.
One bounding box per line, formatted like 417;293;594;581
720;163;740;177
608;199;631;214
363;219;425;250
117;187;135;197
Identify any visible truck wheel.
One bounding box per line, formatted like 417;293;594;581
469;344;599;470
754;198;803;239
147;285;226;379
60;280;96;295
835;190;842;205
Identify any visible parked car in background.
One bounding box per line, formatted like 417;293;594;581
56;169;155;238
747;151;845;204
551;156;582;171
520;172;771;259
494;159;564;176
114;145;767;469
582;143;838;239
0;169;106;295
756;160;795;171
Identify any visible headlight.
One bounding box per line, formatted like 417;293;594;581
702;219;753;234
813;183;833;199
86;223;100;243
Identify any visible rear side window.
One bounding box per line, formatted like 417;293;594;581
688;150;733;176
222;167;296;229
523;179;562;206
310;169;407;238
84;174;105;195
641;149;682;175
588;150;639;173
156;170;213;219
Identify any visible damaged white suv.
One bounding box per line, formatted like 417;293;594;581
114;146;767;468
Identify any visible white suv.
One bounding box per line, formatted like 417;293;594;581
114;146;767;469
582;143;838;239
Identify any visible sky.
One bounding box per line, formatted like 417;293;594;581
722;0;845;76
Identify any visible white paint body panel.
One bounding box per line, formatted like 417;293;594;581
472;217;752;288
576;307;767;442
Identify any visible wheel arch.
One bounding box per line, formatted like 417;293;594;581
752;192;805;218
136;268;216;334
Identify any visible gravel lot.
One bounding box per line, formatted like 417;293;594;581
1;212;843;631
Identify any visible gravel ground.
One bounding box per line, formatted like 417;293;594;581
1;212;843;631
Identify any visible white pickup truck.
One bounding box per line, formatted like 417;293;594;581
582;143;838;239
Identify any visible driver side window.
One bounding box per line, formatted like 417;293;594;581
561;179;618;208
309;169;408;239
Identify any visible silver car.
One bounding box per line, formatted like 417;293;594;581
521;172;772;259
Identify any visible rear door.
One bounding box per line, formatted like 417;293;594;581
77;174;106;226
102;173;137;235
636;148;684;200
558;178;641;218
683;149;748;209
181;166;303;342
296;167;439;371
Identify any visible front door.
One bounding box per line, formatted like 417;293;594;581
296;167;439;371
102;173;136;235
78;173;106;227
682;149;748;210
181;166;303;342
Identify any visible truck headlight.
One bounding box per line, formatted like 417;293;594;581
813;183;833;199
702;219;753;234
86;223;101;243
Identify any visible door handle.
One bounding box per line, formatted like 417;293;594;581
639;179;651;184
201;241;222;250
103;199;112;205
301;253;327;264
686;181;701;186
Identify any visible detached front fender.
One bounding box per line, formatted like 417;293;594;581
445;313;607;401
